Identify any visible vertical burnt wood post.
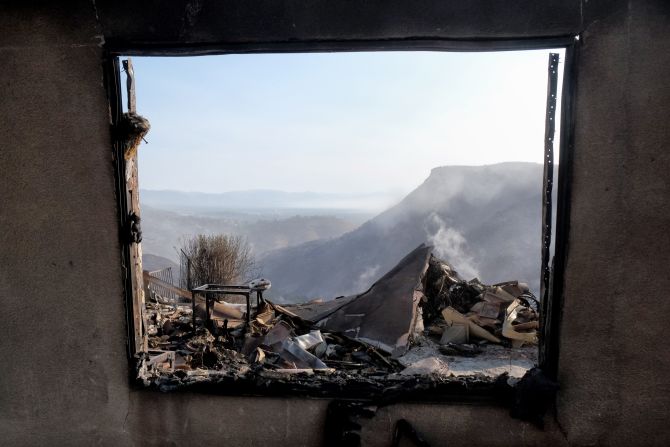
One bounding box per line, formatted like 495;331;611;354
539;53;560;369
540;53;559;303
187;256;191;290
205;291;211;329
123;58;147;353
192;291;197;333
539;43;577;376
125;59;136;114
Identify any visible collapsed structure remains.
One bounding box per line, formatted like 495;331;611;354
141;245;540;396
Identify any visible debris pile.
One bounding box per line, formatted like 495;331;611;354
139;244;540;391
139;291;405;390
422;253;540;350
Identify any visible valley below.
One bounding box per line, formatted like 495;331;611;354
141;162;549;302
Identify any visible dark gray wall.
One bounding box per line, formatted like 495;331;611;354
557;1;670;445
0;1;668;445
95;0;581;46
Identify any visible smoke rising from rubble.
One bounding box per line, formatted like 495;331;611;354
425;213;480;280
355;265;381;292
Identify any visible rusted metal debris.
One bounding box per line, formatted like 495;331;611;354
138;244;540;393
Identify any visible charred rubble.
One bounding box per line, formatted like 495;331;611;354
139;244;540;396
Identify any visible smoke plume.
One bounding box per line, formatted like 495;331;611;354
425;212;480;279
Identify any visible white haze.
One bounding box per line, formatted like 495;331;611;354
354;264;381;292
425;213;480;279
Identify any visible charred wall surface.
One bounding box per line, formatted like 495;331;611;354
0;1;668;445
557;1;670;445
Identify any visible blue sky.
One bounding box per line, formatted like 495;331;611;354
131;49;563;197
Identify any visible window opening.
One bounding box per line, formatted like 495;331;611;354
115;49;566;397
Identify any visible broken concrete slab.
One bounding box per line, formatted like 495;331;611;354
400;356;450;376
442;306;501;344
440;323;469;344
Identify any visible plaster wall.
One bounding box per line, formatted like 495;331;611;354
0;1;668;445
557;1;670;445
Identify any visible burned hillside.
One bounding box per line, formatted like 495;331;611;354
259;163;554;302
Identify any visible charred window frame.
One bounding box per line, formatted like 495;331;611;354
103;36;578;396
104;56;138;362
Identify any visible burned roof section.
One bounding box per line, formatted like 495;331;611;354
316;244;432;356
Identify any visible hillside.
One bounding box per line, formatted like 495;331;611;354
259;162;548;302
140;205;359;263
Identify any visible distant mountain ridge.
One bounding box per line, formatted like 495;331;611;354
140;188;398;213
259;162;548;302
140;205;359;263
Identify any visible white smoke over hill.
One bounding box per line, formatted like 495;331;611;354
259;162;548;302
